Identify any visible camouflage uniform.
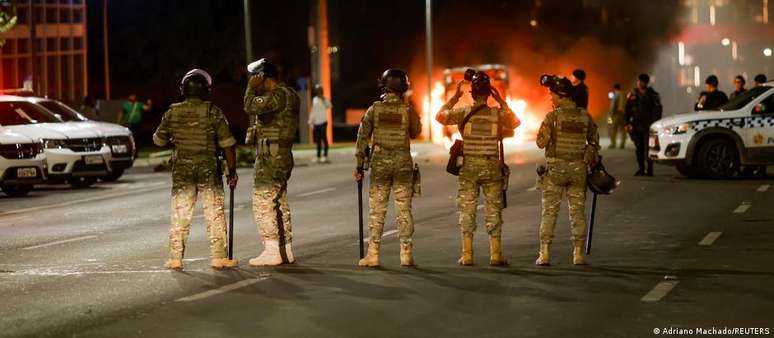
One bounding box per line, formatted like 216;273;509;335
355;93;422;265
536;101;600;260
437;98;518;238
153;99;237;261
244;84;299;249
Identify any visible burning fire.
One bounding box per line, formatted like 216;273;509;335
421;81;542;149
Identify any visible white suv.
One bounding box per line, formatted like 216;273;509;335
649;83;774;178
0;129;46;197
28;97;135;181
0;96;112;187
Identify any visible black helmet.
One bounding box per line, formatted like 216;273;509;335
379;69;410;94
180;68;212;98
247;58;279;79
540;74;574;98
587;160;619;194
471;71;491;97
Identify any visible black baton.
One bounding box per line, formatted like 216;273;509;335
357;180;364;259
585;191;598;255
228;185;235;260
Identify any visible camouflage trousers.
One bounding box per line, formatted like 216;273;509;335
253;181;293;242
367;148;415;244
168;183;228;260
457;156;504;237
539;159;587;244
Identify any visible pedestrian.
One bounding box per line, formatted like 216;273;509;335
308;84;331;163
78;95;99;120
535;74;600;266
694;75;728;111
729;75;747;100
753;74;768;87
570;68;589;109
244;58;300;266
608;83;627;149
625;73;662;176
436;71;520;266
354;69;422;267
152;69;239;271
119;93;152;135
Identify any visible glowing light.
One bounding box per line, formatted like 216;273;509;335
421;81;447;144
764;48;773;57
608;91;615;100
732;41;738;60
710;5;716;25
678;42;685;66
504;97;541;146
721;38;730;46
694;66;701;87
529;19;538;27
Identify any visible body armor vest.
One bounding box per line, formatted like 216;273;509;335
167;101;217;161
372;100;410;150
462;106;499;157
550;107;590;161
258;85;300;146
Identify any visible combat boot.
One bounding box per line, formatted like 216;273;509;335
210;258;239;269
535;243;550;266
249;239;283;266
489;236;508;266
573;241;587;265
282;242;296;264
165;259;183;270
458;234;474;266
358;241;380;267
400;242;414;266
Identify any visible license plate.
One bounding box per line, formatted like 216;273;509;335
111;144;128;153
84;155;104;165
16;167;37;178
648;136;657;148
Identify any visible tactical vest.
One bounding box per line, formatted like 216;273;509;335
462;106;499;157
550;107;590;161
167;100;217;161
257;85;300;146
372;101;410;150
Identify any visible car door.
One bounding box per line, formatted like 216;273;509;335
743;89;774;164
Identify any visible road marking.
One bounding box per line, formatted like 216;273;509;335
297;187;336;197
698;232;722;246
526;186;538;191
21;235;97;250
175;277;269;302
733;202;751;214
0;182;168;217
641;280;679;302
757;184;770;193
360;229;399;243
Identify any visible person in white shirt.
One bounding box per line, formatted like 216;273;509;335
309;84;331;163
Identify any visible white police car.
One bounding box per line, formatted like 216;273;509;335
649;82;774;178
0;129;46;197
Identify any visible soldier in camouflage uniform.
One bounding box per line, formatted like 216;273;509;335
354;69;422;268
153;69;239;271
535;75;600;266
243;58;300;266
436;71;520;266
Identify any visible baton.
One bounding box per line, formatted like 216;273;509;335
357;180;364;259
228;185;235;260
585;191;598;255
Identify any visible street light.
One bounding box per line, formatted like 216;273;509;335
764;48;773;57
721;38;730;46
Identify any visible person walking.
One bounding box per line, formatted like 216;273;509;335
309;84;331;163
608;84;627;149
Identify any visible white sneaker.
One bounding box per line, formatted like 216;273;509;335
249;239;283;266
321;156;329;163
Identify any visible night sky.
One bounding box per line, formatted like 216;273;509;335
86;0;684;134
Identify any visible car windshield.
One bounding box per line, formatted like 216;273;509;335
37;100;89;122
0;101;63;126
719;86;771;111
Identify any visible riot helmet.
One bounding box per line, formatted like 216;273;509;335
247;58;279;79
180;68;212;98
587;160;619;194
379;69;410;94
540;74;574;98
471;71;492;97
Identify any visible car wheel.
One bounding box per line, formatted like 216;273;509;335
675;163;701;178
697;138;739;179
100;169;125;182
1;184;33;197
69;177;98;188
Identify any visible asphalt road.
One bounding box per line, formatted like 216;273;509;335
0;143;772;338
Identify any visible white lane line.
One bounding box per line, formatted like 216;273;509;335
359;229;399;243
641;280;679;302
22;235;97;250
175;277;268;302
0;182;168;217
757;184;770;193
698;232;722;246
733;202;751;214
297;187;336;197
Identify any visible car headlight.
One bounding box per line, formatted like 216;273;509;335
663;123;690;135
41;139;66;149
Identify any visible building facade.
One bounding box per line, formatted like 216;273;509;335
0;0;87;104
